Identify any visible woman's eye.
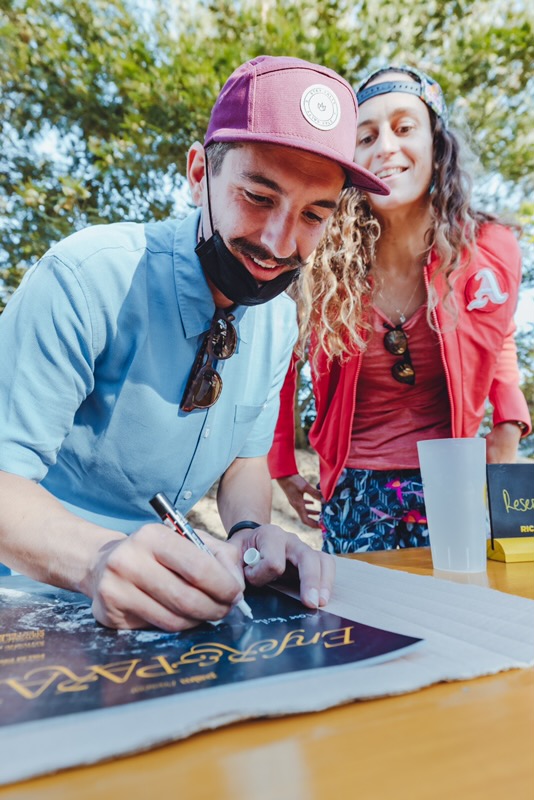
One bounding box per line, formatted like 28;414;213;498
357;134;374;146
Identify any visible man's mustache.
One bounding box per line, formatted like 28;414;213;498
229;237;304;270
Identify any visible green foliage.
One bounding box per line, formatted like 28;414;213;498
0;0;200;284
1;0;532;429
2;0;533;289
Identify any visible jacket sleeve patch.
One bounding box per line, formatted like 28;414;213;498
465;268;509;312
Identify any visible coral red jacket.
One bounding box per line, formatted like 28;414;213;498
268;224;532;501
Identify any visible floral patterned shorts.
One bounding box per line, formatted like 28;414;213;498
321;468;429;554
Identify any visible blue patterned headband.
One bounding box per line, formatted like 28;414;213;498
356;66;448;124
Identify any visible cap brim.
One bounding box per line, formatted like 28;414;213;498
339;159;390;195
208;131;390;196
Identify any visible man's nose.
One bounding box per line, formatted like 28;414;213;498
261;211;298;260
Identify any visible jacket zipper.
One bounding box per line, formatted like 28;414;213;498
424;261;456;437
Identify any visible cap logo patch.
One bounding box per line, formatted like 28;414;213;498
300;84;340;131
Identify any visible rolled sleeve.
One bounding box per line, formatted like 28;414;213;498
489;328;532;434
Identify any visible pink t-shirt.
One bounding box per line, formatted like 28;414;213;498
346;305;451;470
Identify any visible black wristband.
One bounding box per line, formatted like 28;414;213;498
227;520;261;539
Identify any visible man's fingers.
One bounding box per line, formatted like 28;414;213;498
207;535;246;590
283;542;334;609
138;524;243;604
93;558;238;630
232;525;335;609
90;524;244;630
239;528;288;585
313;551;335;607
92;582;200;631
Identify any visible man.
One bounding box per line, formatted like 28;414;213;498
0;56;387;630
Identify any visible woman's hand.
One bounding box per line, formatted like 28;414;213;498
277;474;322;528
485;422;523;464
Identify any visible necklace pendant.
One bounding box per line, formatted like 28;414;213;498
399;312;406;325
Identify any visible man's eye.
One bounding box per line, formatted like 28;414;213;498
244;190;271;205
304;211;325;224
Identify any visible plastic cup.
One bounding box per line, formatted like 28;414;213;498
417;438;488;573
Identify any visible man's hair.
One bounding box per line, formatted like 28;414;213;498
205;142;241;176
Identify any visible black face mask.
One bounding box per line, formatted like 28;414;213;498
195;232;299;307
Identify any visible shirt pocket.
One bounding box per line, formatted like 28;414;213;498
228;402;267;459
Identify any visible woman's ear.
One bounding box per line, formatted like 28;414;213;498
187;142;205;207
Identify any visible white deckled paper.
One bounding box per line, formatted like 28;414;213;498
1;558;533;785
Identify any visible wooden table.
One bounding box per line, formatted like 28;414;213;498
1;550;533;800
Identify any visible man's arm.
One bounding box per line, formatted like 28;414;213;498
217;456;335;609
0;470;245;631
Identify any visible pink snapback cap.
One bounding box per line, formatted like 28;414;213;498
204;55;389;195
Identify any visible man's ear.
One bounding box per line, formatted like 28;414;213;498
187;142;205;207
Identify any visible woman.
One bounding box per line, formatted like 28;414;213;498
268;65;531;554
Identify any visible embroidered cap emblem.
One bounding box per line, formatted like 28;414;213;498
466;268;509;312
300;84;340;131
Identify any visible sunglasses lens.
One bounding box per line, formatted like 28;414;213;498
392;361;415;385
210;317;237;359
183;367;222;411
384;328;408;355
181;311;237;413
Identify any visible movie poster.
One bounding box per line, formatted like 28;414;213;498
0;576;422;728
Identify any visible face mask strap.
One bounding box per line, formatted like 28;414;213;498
202;149;216;239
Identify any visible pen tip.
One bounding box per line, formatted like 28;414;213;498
238;599;254;620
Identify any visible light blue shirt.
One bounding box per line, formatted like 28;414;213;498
0;210;297;532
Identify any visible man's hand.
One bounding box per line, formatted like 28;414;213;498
227;524;335;609
217;456;334;607
277;474;322;528
485;422;522;464
88;523;245;631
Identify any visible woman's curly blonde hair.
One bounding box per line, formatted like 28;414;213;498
293;115;504;367
291;189;379;363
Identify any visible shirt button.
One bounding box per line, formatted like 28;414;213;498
183;490;192;500
204;428;210;438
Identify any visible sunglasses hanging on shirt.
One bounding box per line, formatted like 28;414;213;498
180;309;237;412
383;322;416;385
